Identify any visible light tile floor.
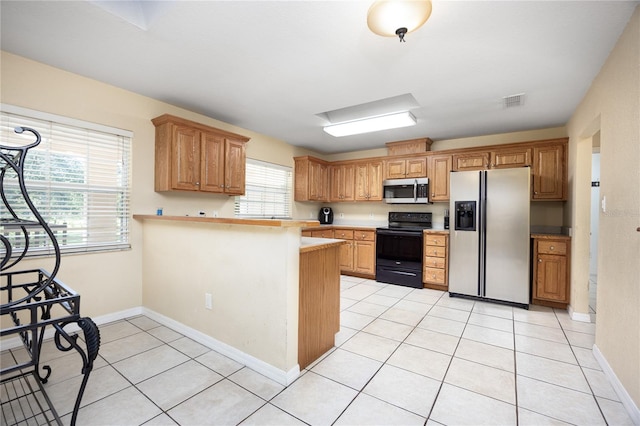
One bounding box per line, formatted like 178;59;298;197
1;276;633;425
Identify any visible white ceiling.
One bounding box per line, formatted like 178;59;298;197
1;1;637;154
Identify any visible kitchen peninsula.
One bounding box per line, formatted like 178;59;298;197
133;215;342;385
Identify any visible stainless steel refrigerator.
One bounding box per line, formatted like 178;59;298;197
448;167;530;308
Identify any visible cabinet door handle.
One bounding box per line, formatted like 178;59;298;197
538;258;542;263
550;246;555;250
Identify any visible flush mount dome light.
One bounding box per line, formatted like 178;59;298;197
323;111;417;137
367;0;432;42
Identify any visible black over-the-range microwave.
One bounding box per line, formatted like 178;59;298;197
383;177;430;204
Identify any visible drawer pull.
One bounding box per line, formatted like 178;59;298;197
550;246;555;250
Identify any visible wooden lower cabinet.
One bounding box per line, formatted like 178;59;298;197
298;242;341;370
311;229;334;239
423;231;449;290
307;227;376;278
334;229;354;271
532;235;571;308
354;240;375;276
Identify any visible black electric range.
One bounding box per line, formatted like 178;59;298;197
375;212;432;288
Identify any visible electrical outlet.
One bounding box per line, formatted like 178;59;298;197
205;293;212;310
212;210;218;218
369;213;374;219
340;213;344;219
309;212;314;218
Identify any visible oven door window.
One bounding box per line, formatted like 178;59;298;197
376;231;423;263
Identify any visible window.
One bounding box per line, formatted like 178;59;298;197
1;105;132;255
234;159;292;219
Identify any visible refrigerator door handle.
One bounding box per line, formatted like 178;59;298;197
479;170;487;297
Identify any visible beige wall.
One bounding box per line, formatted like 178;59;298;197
141;220;301;378
566;6;640;408
0;51;319;320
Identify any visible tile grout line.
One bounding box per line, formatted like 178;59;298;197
329;281;442;424
553;309;610;425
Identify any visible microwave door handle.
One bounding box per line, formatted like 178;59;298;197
414;179;418;202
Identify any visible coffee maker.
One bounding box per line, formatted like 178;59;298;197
318;207;333;224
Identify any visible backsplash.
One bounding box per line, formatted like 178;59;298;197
297;200;565;228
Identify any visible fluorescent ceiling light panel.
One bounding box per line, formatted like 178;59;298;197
317;93;419;123
323;111;417;137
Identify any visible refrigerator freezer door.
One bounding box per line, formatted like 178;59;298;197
484;168;531;305
448;171;481;297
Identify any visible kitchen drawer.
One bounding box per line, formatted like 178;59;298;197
424;256;446;269
424;234;447;246
354;230;375;241
334;229;354;240
311;229;334;238
424;245;446;258
537;240;567;255
423;267;446;284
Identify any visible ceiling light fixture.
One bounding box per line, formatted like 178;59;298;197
367;0;433;42
323;111;417;137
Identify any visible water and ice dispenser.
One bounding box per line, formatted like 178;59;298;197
454;201;476;231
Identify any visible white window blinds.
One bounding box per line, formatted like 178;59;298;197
1;106;132;255
234;159;292;219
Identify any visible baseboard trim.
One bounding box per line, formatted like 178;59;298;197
1;307;300;386
141;308;300;386
593;344;640;425
0;307;143;350
568;304;592;323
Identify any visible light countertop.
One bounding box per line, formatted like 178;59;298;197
300;237;346;253
133;214;320;228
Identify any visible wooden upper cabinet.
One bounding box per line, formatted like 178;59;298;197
292;137;566;203
452;152;489;171
355;160;383;201
171;126;201;191
153;114;250;194
223;138;247;195
199;132;225;193
533;143;566;200
491;147;531;169
294;156;329;202
453;147;532;171
330;163;355;202
428;154;452;202
383;157;427;179
309;160;328;201
386;138;433;156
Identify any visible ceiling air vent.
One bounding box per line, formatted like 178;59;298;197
503;93;525;108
